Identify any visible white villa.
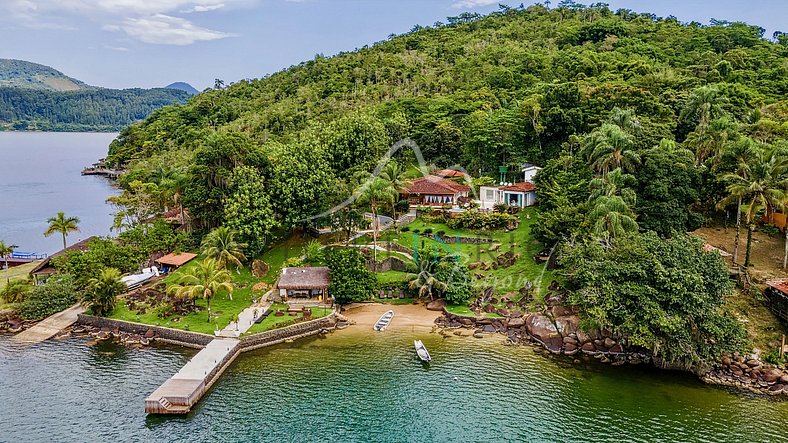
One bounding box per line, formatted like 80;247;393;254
479;182;537;210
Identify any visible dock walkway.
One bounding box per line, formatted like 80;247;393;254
145;338;240;414
13;304;84;343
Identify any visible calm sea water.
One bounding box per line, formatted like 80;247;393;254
0;132;118;255
2;330;788;442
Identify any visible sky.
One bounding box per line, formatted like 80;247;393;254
0;0;785;91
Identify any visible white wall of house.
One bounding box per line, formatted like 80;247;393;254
522;166;542;182
479;186;501;209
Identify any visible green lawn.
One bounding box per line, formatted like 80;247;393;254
108;257;262;335
376;270;413;284
0;261;37;290
445;303;502;318
381;208;554;297
243;303;330;335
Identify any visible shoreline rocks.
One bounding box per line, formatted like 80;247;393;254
436;306;788;398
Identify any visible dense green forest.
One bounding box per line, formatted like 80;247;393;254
0;87;190;132
101;3;788;364
0;58;88;91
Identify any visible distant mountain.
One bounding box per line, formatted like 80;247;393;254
0;59;90;92
0;59;191;131
165;82;198;95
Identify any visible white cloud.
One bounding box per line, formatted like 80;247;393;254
109;14;235;45
0;0;241;45
452;0;498;8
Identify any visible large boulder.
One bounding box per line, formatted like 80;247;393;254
507;317;525;328
525;314;561;348
554;315;579;336
763;368;783;383
426;299;447;311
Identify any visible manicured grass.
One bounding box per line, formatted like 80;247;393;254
383;208;554;297
108;258;262;335
243;303;330;335
257;233;312;285
0;261;38;290
445;303;502;318
376;270;413;284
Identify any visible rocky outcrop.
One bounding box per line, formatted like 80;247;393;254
426;299;447;311
703;352;788;396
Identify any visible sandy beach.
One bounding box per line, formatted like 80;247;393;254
340;303;440;332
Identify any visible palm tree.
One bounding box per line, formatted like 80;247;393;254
201;227;247;271
680;86;729;130
357;177;396;268
168;259;234;321
0;240;17;270
588;168;637;206
718;145;788;268
0;279;30;304
82;268;125;316
588;195;639;241
379;161;412;223
685;116;737;166
715;137;759;264
608;108;641;136
44;212;80;250
407;254;447;300
159;168;190;230
583;124;640;176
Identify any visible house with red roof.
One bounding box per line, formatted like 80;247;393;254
402;175;470;207
479;181;537;209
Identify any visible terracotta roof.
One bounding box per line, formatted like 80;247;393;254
278;267;331;290
156;252;198;267
405;175;470;195
767;279;788;294
501;182;537;192
436;169;466;178
30;236;97;276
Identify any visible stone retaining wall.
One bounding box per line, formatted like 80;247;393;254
239;313;337;352
76;314;214;348
366;255;410;273
423;234;495;244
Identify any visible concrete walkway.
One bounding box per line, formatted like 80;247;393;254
217;301;270;338
13;303;84;343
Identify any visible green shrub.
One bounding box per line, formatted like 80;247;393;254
763;349;784;365
19;275;77;320
412;229;421;234
446;210;515;230
400;226;410;232
423;227;433;234
436;230;446;237
761;224;780;237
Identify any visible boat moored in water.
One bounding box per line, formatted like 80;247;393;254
414;340;431;362
373;310;394;331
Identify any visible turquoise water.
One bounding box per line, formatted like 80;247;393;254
0;132;118;255
2;330;788;442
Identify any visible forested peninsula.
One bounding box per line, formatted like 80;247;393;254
69;1;788;378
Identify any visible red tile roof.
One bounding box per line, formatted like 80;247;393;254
767;279;788;294
501;182;537;192
406;175;470;195
436;169;466;178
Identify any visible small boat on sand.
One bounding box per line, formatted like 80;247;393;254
373;310;394;331
414;340;431;362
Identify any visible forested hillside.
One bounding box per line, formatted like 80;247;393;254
0;59;88;91
108;3;788;234
0;87;190;132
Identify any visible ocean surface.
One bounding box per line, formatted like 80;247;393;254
0;132;119;255
2;329;788;442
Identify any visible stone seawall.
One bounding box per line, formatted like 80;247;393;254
76;314;214;348
239;313;337;352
